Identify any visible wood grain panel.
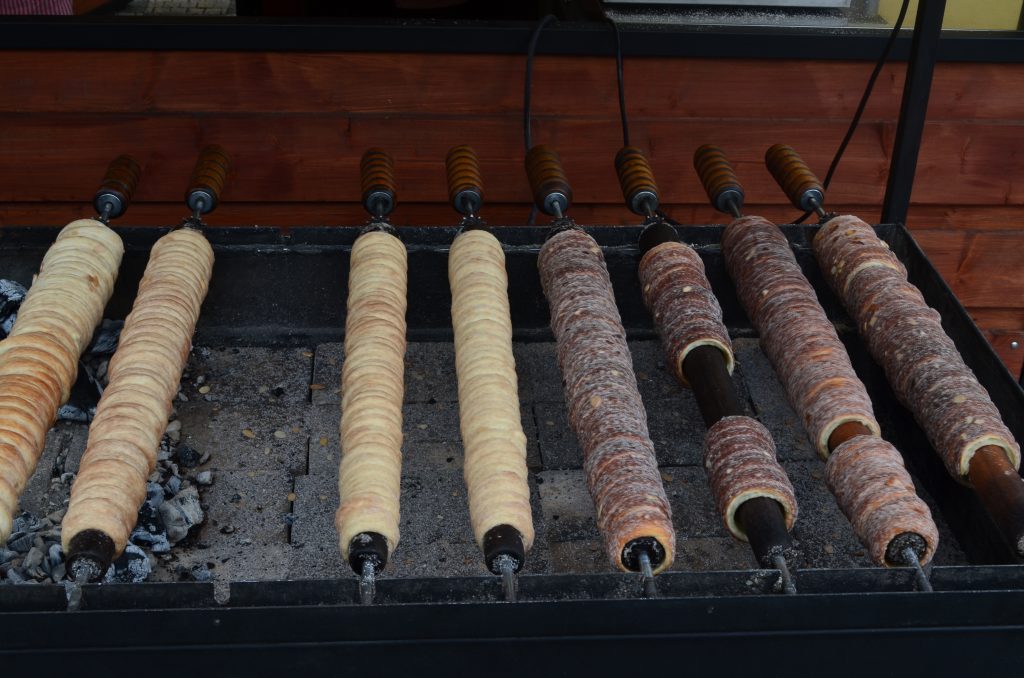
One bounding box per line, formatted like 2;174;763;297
906;206;1024;231
982;331;1024;379
970;308;1024;332
947;232;1024;308
1;53;1022;122
909;230;1024;310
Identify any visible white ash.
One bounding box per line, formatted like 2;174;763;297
159;486;204;545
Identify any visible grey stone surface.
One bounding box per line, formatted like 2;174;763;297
8;337;976;588
535;470;599;543
513;342;563;403
304;400;540;477
177;401;308;475
732;338;819;462
150;468;293;583
662;466;729;539
118;0;236;16
534;402;582;470
183;346;313;407
644;397;705;467
671;537;757;572
628;339;685;402
18;422;87;517
287;474;344;580
782;460;873;569
310;343;342;405
404;342;459;403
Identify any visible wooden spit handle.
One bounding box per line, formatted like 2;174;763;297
445;145;484;217
693;145;745;217
360;148;397;219
185;145;230;215
93;155;141;221
525;144;572;217
614;146;659;217
764;144;824;213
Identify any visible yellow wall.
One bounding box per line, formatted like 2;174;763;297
879;0;1022;30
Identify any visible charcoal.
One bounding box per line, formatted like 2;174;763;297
165;419;182;443
0;279;26;337
176;444;202;468
12;513;39;535
86;319;123;355
190;565;213;582
47;544;63;569
22;547;43;570
56;403;92;423
165;476;182;496
158;486;204;544
51;563;65;582
106;544;151;584
7;533;32;553
130;528;171;554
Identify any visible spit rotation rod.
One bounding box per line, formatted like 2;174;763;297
695;145;935;588
528;144;677;594
446;145;532;603
337;148;407;606
766;143;1024;562
622;146;797;591
65;147;225;584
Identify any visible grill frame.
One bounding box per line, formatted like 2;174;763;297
0;222;1021;668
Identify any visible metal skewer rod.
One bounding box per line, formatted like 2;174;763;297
359;559;376;606
65;558;101;612
902;546;933;593
725;197;743;220
638;549;658;599
492;554;518;603
771;553;798;595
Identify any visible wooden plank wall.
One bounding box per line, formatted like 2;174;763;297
0;51;1021;376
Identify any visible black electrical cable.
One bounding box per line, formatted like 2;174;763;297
609;17;630;148
524;13;557;153
524;13;557;224
792;0;912;224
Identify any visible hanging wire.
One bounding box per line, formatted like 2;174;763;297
609;17;630;148
793;0;912;224
524;13;557;153
524;14;557;224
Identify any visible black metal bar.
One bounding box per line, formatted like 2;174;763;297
0;16;1020;61
881;0;947;224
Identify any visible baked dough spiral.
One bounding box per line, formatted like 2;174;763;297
336;231;408;561
0;219;123;541
62;228;213;557
814;215;1020;481
449;229;534;552
539;228;675;573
